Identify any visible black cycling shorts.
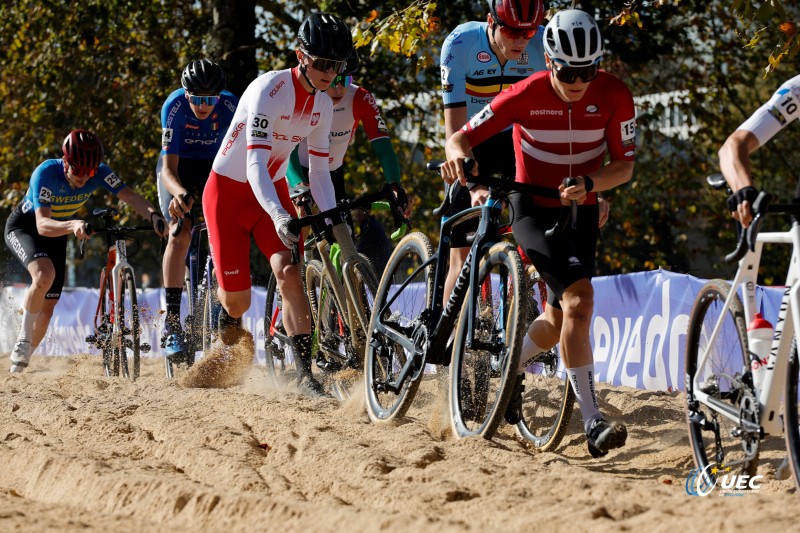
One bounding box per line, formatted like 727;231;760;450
444;129;516;248
4;207;68;299
510;193;599;310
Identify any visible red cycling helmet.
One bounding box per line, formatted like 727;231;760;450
488;0;545;29
62;129;104;174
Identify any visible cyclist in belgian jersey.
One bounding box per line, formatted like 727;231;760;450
157;59;238;360
201;13;355;394
4;130;166;373
286;49;408;274
719;73;800;228
441;9;635;458
440;0;546;307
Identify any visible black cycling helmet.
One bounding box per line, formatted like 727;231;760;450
181;59;226;95
343;48;360;75
298;13;353;61
488;0;545;29
62;129;104;173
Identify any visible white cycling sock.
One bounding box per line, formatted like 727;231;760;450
516;330;547;373
18;309;41;343
566;364;602;434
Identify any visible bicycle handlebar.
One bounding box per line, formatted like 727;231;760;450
286;183;411;264
426;158;572;238
171;192;194;237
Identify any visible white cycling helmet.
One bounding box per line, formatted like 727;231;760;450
543;9;603;67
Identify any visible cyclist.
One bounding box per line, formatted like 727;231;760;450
286;48;409;274
719;73;800;228
439;0;546;310
4;130;167;373
157;59;239;362
440;9;635;458
201;13;354;393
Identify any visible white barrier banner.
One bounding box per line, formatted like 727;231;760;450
0;270;784;390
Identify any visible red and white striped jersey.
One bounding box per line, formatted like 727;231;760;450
462;70;636;207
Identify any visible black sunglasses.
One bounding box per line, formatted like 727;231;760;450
551;62;599;84
304;53;347;74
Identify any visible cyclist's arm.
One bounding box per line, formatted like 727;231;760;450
116;188;166;236
286;145;307;188
718;129;759;193
34;207;85;238
444;106;468;139
306;105;337;212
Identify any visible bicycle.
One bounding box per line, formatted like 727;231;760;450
685;173;800;492
83;207;159;380
365;160;574;439
263;183;409;398
163;194;219;379
514;259;575;450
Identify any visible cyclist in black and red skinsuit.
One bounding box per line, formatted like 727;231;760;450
441;9;635;458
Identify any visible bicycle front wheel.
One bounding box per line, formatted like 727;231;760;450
516;265;573;451
117;268;141;381
450;242;526;439
784;341;800;492
365;232;433;423
685;279;758;481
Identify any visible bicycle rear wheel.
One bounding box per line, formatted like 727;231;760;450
784;341;800;492
685;279;758;482
365;232;433;423
515;265;574;450
450;242;526;439
117;268;141;381
264;270;300;387
343;254;380;354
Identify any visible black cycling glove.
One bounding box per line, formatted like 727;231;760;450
726;186;759;213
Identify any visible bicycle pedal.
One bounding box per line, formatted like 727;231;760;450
140;343;151;353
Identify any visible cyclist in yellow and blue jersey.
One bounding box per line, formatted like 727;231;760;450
4;130;166;373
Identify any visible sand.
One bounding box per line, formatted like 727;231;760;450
1;353;796;532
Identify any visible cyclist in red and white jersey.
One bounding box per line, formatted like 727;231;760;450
720;73;800;228
202;13;353;393
441;9;635;458
286;48;409;273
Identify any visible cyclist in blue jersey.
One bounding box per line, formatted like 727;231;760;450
4;130;167;373
439;0;547;309
157;59;239;361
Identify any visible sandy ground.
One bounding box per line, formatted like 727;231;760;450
1;353;796;532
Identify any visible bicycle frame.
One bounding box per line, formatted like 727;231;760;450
374;195;507;393
692;224;800;436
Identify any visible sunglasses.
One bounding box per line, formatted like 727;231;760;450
305;53;347;74
187;93;220;106
330;75;353;88
550;62;599;84
68;164;96;178
493;17;537;40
